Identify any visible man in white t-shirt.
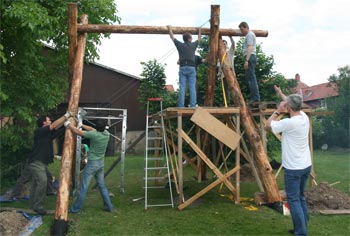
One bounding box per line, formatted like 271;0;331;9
265;85;312;236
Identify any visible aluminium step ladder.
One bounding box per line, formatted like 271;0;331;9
144;98;174;209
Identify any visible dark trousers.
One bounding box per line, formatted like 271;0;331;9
245;54;260;102
12;160;55;198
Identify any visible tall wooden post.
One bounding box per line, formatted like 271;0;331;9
67;2;78;191
68;3;77;85
217;40;281;203
200;5;220;179
205;5;220;106
52;14;88;236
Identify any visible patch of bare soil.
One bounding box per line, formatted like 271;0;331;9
0;211;28;236
305;183;350;213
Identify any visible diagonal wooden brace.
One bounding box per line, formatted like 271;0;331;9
178;165;239;210
179;130;240;210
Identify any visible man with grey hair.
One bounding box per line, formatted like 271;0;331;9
265;85;312;236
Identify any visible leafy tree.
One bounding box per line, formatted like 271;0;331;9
313;65;349;148
138;59;177;113
0;0;120;177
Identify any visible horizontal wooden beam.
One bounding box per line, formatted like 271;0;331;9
77;24;268;37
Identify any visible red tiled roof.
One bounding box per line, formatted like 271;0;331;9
165;84;175;92
301;82;338;101
293;81;309;94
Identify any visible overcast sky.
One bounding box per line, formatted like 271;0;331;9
97;0;350;89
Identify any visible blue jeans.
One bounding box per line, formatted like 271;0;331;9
178;66;197;107
245;54;260;102
284;166;311;236
70;159;114;212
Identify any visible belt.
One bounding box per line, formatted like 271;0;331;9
179;59;195;67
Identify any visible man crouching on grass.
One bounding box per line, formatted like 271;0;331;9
265;85;312;236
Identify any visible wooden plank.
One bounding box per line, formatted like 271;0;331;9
320;209;350;215
177;115;184;203
235;115;241;204
181;130;236;193
191;107;240;150
178;166;239;210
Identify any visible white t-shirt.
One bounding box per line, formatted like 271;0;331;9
217;47;235;80
271;111;312;170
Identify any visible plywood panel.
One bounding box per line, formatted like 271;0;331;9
191;107;240;150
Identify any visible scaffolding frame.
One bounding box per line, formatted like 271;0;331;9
73;107;127;195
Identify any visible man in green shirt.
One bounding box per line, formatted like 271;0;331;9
66;119;115;213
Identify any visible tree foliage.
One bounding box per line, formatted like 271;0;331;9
313;65;349;148
0;0;120;176
138;59;177;113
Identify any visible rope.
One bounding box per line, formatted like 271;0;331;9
158;47;176;62
198;19;210;28
221;77;228;108
219;52;228;107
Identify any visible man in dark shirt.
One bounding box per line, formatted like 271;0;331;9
168;25;201;107
28;112;71;215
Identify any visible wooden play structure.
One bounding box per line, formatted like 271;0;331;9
52;3;316;235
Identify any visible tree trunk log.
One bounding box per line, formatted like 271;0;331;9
67;2;78;191
68;3;77;86
205;5;220;106
52;14;88;236
217;40;281;203
77;24;268;37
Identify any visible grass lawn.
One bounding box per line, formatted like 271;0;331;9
1;150;349;235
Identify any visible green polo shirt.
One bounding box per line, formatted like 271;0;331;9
84;130;110;161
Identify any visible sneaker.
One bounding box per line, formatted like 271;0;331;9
288;229;294;235
69;208;79;214
34;208;47;215
103;207;117;213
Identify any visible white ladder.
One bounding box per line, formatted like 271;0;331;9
144;98;174;209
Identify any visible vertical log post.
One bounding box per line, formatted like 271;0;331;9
67;2;78;191
205;5;220;106
217;40;281;203
177;114;183;203
68;3;77;86
199;5;220;179
52;14;88;236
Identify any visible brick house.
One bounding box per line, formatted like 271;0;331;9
292;74;338;108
